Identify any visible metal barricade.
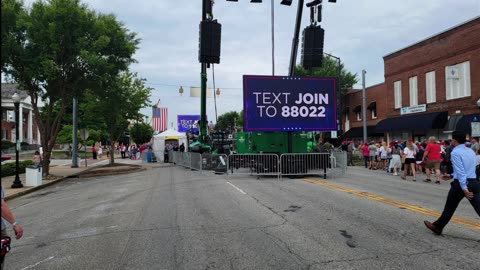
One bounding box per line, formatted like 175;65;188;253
279;153;327;178
227;154;280;179
171;151;180;165
171;152;202;171
331;150;347;176
279;152;346;179
171;151;346;179
201;153;228;174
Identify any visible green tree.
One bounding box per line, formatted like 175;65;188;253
295;55;357;96
2;0;138;175
237;109;244;130
1;0;25;68
56;125;75;145
56;125;104;148
216;111;240;132
295;55;358;135
129;122;154;145
82;71;151;164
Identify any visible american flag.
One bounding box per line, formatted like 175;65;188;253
152;107;168;131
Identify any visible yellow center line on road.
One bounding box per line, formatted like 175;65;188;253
303;178;480;230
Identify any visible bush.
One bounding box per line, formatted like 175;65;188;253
20;141;29;146
1;160;35;177
1;140;14;150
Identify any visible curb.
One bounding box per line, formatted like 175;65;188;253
4;164;102;201
77;166;146;178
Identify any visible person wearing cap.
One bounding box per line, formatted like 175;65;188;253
424;130;480;235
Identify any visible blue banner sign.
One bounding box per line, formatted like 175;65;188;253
177;115;203;133
243;75;337;132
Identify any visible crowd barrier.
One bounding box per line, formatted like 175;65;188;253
227;154;280;179
171;152;202;171
169;151;347;179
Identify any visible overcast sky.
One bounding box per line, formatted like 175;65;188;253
21;0;480;128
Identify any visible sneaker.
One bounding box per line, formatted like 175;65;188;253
423;179;431;182
393;172;398;176
435;180;441;184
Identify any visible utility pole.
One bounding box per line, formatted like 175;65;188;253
271;0;275;76
288;0;304;77
362;70;367;143
200;0;209;145
71;97;79;168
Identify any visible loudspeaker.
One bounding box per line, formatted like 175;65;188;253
199;20;221;64
301;25;324;69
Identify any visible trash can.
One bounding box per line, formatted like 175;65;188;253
146;152;153;163
26;166;43;186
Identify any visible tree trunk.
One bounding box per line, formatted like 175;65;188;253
42;151;51;176
109;142;115;165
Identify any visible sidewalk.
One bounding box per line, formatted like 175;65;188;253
1;156;164;201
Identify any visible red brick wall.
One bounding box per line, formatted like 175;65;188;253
343;83;387;129
383;18;480;117
1;120;14;141
1;115;40;143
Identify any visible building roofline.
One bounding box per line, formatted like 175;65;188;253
347;82;385;93
383;16;480;59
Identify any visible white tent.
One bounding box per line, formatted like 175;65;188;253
152;129;187;161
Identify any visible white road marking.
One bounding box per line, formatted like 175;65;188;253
227;182;246;195
20;256;55;270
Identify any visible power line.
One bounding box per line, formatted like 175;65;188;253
145;81;241;90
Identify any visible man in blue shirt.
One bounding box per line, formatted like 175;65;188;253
424;130;480;235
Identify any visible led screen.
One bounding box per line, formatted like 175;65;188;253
243;75;337;132
177;115;202;133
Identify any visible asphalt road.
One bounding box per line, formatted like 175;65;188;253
4;166;479;270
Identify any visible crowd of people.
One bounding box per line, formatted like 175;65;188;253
163;142;185;163
89;143;154;161
342;137;480;183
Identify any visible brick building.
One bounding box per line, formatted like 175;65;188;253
343;16;480;142
341;83;386;141
1;83;41;145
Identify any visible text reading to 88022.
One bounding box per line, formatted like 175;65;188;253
253;92;329;118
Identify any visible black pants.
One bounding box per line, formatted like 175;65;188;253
347;152;354;166
434;178;480;231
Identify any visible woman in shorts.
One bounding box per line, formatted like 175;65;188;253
422;136;442;184
401;141;417;181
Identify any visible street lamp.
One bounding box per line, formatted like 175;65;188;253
12;92;23;188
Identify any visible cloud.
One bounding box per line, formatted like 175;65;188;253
16;0;480;127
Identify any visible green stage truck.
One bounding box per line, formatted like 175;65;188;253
234;131;314;154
